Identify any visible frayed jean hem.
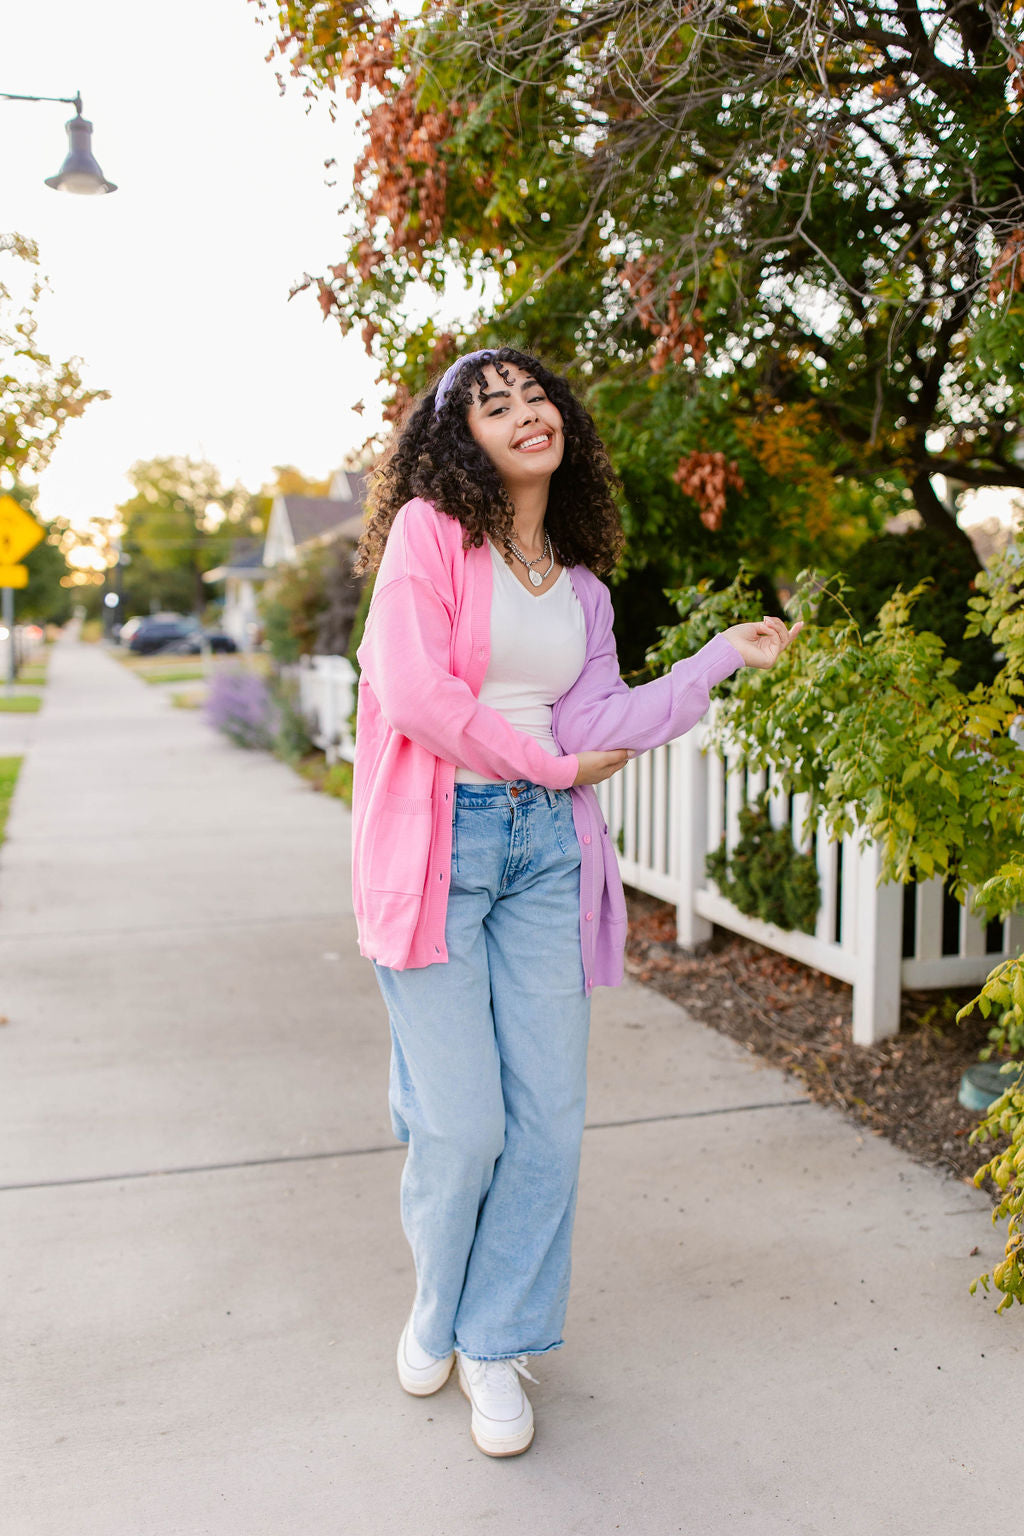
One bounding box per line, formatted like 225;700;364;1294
456;1338;564;1363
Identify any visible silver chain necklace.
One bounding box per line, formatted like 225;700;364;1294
505;531;554;588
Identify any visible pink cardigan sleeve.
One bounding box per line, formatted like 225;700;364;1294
358;573;579;789
552;579;742;754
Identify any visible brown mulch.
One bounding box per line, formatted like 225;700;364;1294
623;887;999;1188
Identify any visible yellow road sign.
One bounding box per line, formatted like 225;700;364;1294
0;495;44;565
0;565;29;589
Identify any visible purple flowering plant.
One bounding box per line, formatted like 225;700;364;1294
202;668;277;750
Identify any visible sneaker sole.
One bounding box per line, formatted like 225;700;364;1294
458;1373;535;1457
398;1355;454;1396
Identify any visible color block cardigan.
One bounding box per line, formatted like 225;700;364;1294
352;497;742;994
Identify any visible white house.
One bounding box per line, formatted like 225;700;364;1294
262;469;367;567
205;470;367;649
202;539;271;652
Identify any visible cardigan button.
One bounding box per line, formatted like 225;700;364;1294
587;977;593;988
585;911;594;922
582;834;591;845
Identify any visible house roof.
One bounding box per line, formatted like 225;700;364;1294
262;471;371;568
224;538;267;570
203;537;272;585
284;493;365;546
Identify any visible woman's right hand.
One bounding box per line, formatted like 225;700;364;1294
572;749;630;785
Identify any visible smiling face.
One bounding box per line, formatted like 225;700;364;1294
465;362;564;493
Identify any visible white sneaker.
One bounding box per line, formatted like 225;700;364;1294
457;1354;536;1457
397;1315;454;1396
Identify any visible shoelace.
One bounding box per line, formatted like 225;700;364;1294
464;1354;538;1402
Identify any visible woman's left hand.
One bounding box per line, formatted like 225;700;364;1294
722;617;803;670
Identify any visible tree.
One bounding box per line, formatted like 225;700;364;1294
255;1;1024;567
265;465;331;499
0;233;108;489
1;233;107;629
260;541;364;663
116;457;251;617
1;483;74;625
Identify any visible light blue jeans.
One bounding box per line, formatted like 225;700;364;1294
373;779;590;1361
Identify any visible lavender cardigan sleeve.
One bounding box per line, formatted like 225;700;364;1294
553;574;742;755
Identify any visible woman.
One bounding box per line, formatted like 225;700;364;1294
352;347;799;1457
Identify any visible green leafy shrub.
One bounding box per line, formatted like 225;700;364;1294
959;851;1024;1063
646;564;764;679
968;1059;1024;1313
818;525;996;689
650;527;1024;1313
346;571;374;676
270;674;315;764
261;548;330;665
322;760;353;804
262;545;365;666
706;795;820;934
958;842;1024;1311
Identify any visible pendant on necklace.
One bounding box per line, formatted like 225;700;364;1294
529;569;543;587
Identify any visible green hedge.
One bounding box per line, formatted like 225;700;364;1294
819;525;996;689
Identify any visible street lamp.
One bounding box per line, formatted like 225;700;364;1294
0;90;116;194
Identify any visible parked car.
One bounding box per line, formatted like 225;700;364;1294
123;614;199;654
117;616;144;646
160;629;238;655
123;614;239;655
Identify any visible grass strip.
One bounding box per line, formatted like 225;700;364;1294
0;756;22;845
126;655;270;684
136;666;207;685
0;695;41;713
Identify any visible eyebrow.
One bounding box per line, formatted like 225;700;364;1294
477;379;541;402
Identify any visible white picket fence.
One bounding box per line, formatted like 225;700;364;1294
597;724;1024;1046
292;654;357;764
297;652;1021;1045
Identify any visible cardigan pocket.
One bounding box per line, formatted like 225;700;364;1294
368;792;434;896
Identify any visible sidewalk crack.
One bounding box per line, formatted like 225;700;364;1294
0;1100;809;1194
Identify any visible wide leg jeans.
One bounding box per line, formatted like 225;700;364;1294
373;779;590;1361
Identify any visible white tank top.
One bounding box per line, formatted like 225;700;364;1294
455;540;588;784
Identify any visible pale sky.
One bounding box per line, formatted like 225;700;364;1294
1;0;385;532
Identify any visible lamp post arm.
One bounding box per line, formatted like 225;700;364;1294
0;90;83;112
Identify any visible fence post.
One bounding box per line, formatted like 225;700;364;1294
852;837;904;1045
321;658;340;766
674;731;713;950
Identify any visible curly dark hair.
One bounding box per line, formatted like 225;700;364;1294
355;347;624;577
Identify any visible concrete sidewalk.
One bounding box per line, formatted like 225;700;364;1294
0;637;1018;1535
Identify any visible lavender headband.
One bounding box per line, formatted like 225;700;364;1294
433;348;496;415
